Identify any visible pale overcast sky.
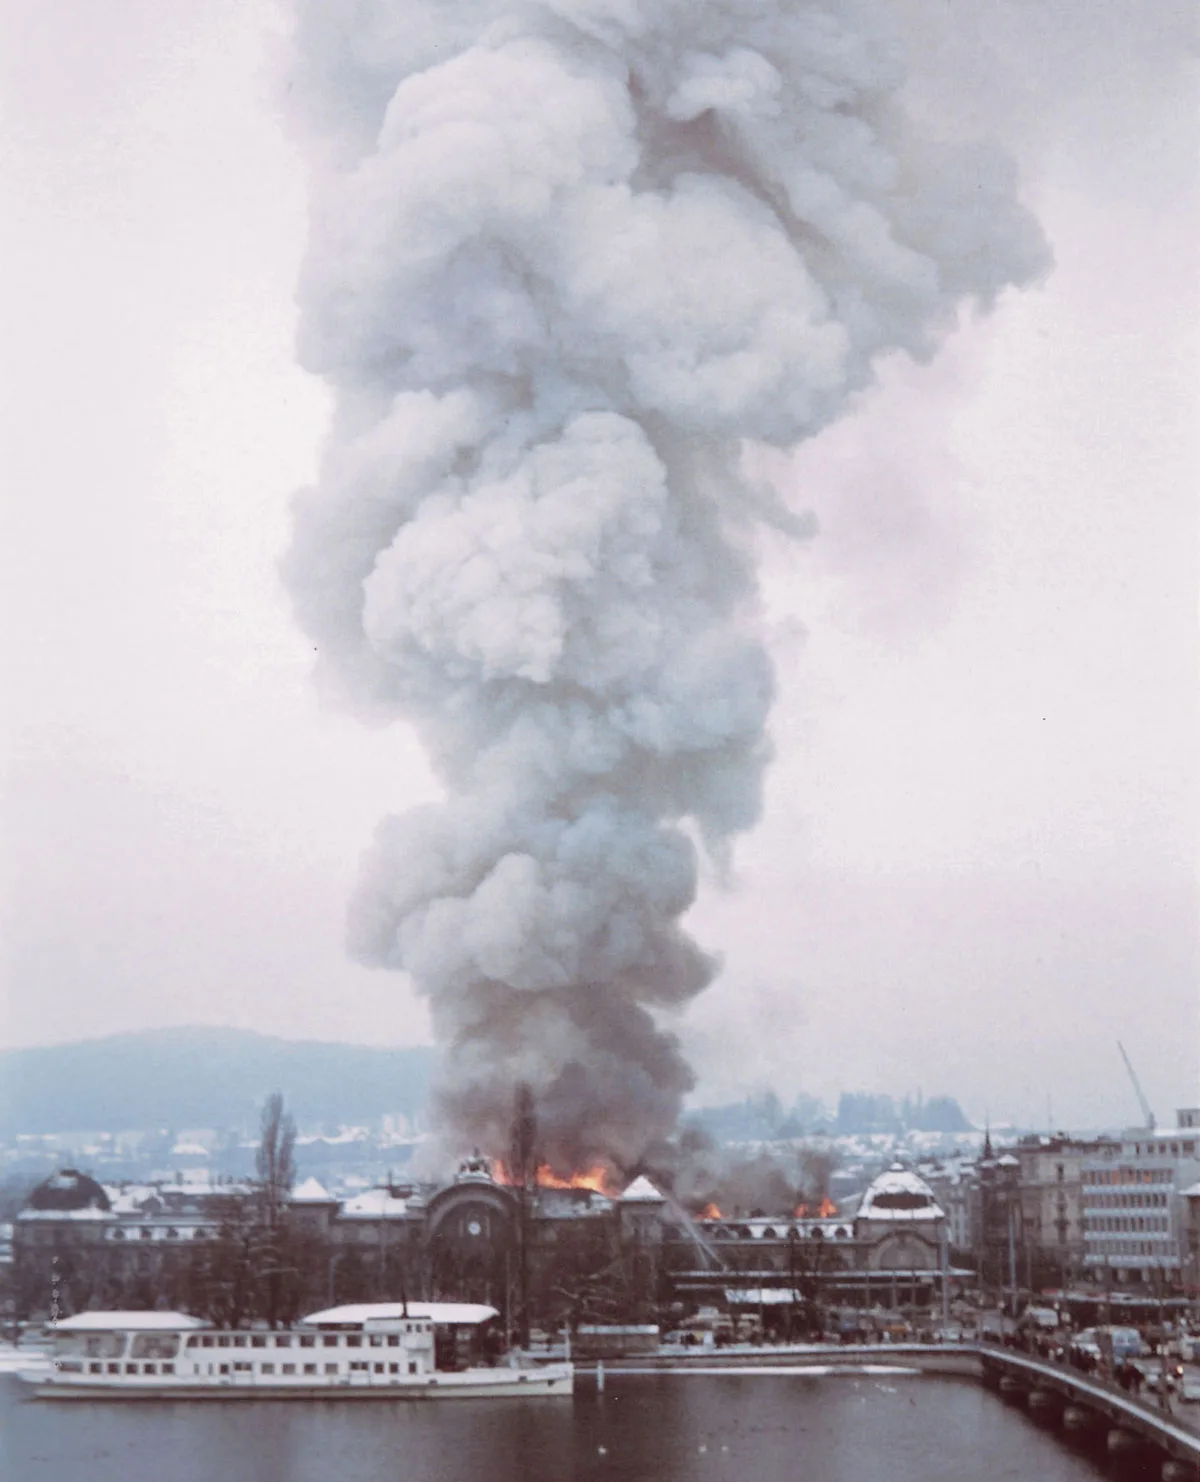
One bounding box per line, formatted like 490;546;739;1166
2;0;1196;1130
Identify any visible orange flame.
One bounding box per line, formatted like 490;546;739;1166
534;1164;613;1194
795;1196;838;1219
493;1160;616;1195
697;1203;722;1220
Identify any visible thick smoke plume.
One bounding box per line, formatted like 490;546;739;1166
281;0;1046;1176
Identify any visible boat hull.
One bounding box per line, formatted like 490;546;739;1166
24;1363;575;1400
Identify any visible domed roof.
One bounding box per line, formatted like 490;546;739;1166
857;1164;943;1222
27;1168;111;1213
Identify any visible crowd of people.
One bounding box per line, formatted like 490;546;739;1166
991;1317;1187;1409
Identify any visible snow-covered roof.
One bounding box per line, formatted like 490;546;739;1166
725;1288;805;1306
1180;1181;1200;1198
54;1311;207;1331
299;1303;498;1329
108;1186;157;1216
19;1207;114;1222
856;1165;944;1222
338;1188;412;1220
290;1177;335;1204
620;1176;664;1202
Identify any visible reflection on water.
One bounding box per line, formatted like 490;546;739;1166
1;1371;1119;1482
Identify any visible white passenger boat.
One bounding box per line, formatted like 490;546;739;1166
21;1302;574;1399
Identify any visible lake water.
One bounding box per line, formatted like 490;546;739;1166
1;1370;1126;1481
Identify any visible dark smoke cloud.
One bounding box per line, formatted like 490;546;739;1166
281;0;1047;1174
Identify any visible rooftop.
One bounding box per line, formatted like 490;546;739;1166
299;1302;498;1328
856;1165;944;1222
54;1311;207;1332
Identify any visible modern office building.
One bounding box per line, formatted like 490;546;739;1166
1080;1110;1200;1289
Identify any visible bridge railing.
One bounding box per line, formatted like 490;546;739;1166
979;1343;1200;1460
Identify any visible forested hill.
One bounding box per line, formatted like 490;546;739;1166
0;1027;437;1136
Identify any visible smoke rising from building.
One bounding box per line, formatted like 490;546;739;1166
281;0;1047;1175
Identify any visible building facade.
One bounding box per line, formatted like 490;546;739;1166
1080;1110;1200;1290
9;1159;951;1330
1013;1133;1119;1285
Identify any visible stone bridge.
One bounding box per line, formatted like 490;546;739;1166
980;1345;1200;1481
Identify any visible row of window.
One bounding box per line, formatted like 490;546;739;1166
1082;1191;1169;1210
698;1226;853;1242
1088;1241;1181;1259
57;1361;177;1376
1083;1165;1185;1186
1129;1142;1195;1158
185;1327;428;1350
106;1227;200;1242
1083;1215;1170;1234
57;1360;423;1379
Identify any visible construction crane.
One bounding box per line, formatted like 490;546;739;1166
1117;1041;1156;1130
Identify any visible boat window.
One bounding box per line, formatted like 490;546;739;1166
107;1363;120;1375
262;1363;275;1375
408;1361;418;1374
275;1335;292;1348
299;1335;315;1348
144;1364;157;1375
57;1360;83;1373
219;1364;229;1375
125;1364;139;1375
387;1335;399;1347
349;1361;368;1372
303;1364;317;1376
89;1363;101;1375
324;1363;338;1376
232;1336;247;1348
374;1362;385;1374
369;1335;383;1347
201;1336;214;1348
77;1333;126;1359
251;1336;267;1348
162;1364;174;1375
131;1334;180;1360
389;1363;399;1375
282;1364;296;1375
346;1336;362;1348
233;1362;251;1372
322;1335;338;1347
217;1336;230;1348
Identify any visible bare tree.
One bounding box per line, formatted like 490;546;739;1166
256;1092;297;1327
509;1082;538;1347
256;1091;297;1225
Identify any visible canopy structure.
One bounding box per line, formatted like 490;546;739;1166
298;1302;499;1328
53;1311;206;1331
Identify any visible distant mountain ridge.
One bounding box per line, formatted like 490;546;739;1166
0;1027;437;1137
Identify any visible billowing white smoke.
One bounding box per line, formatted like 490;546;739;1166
282;0;1047;1175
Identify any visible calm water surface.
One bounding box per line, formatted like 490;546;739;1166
2;1370;1126;1481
